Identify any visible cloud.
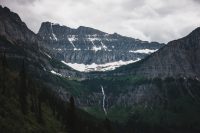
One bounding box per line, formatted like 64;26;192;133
1;0;200;43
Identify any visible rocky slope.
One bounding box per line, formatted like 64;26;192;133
1;6;200;132
0;6;39;47
112;27;200;79
37;22;164;71
0;5;86;79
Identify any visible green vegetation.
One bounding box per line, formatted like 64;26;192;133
0;59;65;133
1;36;200;133
0;53;116;133
81;75;148;94
124;77;200;133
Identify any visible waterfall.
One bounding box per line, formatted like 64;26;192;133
101;85;107;115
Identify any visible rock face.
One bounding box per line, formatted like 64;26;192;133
0;6;38;47
37;22;164;68
2;6;200;124
115;27;200;79
0;6;83;78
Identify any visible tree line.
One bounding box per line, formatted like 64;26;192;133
0;51;114;133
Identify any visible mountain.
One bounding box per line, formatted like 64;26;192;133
0;5;115;133
0;6;44;74
1;5;200;133
113;27;200;79
0;6;39;46
0;5;88;79
37;22;164;72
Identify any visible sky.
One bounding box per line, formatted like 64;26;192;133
1;0;200;43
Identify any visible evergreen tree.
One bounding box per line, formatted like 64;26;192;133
70;96;75;109
19;59;28;114
37;90;43;123
103;118;113;133
67;96;77;133
29;79;37;113
1;51;7;94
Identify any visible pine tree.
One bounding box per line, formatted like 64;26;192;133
70;96;75;109
19;59;28;114
67;96;77;133
29;79;37;113
37;89;44;123
103;118;113;133
1;51;7;94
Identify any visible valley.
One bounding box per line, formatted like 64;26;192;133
0;5;200;133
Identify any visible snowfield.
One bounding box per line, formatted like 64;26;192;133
129;49;158;54
61;59;140;72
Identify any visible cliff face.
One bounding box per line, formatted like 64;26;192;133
111;27;200;79
136;27;200;78
1;6;200;125
0;6;83;78
0;6;38;46
37;22;164;67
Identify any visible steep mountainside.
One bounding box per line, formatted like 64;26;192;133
0;6;39;46
1;5;200;133
0;5;87;79
37;22;164;71
113;27;200;79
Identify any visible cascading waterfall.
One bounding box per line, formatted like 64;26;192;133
100;85;107;115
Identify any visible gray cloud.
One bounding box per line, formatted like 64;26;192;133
1;0;200;43
10;0;38;5
193;0;200;4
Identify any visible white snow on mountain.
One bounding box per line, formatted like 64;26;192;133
67;35;78;42
129;49;158;54
91;45;102;52
50;23;58;41
73;48;81;51
50;70;62;76
68;35;78;48
87;35;101;41
43;52;52;59
101;42;107;50
61;58;140;72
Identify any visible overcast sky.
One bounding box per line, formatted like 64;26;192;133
1;0;200;43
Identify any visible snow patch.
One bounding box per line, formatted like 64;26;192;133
68;35;78;49
50;23;58;41
91;46;102;52
68;35;78;42
129;49;158;54
87;37;101;41
90;41;108;52
61;59;141;72
53;48;62;51
74;48;81;51
52;33;58;41
50;70;62;76
85;34;116;41
43;52;52;59
101;42;107;50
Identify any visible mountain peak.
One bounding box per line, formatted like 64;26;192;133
77;26;106;35
0;5;10;13
0;5;37;44
0;5;23;24
38;22;107;36
188;27;200;37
